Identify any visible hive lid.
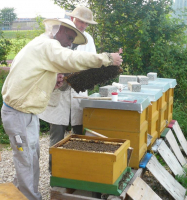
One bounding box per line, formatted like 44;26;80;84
119;87;163;102
156;78;177;88
141;81;170;92
80;93;150;113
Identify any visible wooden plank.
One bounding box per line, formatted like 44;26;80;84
146;155;186;200
127;177;162;200
119;168;143;200
107;195;121;200
60;193;100;200
51;187;99;200
172;121;187;156
157;141;185;176
165;129;186;166
84;129;107;138
0;182;28;200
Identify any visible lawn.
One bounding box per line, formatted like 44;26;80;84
3;30;39;39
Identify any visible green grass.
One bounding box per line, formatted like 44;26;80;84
7;52;15;60
175;167;187;191
3;30;38;39
2;38;31;61
3;30;29;39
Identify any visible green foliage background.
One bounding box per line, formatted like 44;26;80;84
0;7;17;26
54;0;187;138
0;1;187;142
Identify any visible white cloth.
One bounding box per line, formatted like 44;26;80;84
39;31;96;125
2;33;110;114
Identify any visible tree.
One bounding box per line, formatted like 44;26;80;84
53;0;187;97
0;7;17;29
53;0;187;136
0;31;12;65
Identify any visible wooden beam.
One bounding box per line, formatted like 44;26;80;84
165;129;186;166
54;192;100;200
127;177;162;200
119;168;143;200
172;121;187;156
158;141;185;176
146;155;186;200
84;128;107;138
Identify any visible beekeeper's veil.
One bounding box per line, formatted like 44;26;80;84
43;18;87;45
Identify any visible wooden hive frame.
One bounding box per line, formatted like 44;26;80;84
50;135;130;185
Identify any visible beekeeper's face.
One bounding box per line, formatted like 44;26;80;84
73;18;89;33
55;26;77;47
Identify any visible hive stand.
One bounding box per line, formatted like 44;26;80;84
50;168;162;200
168;120;187;157
160;128;187;167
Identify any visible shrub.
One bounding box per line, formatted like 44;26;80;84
175;167;187;189
0;33;12;65
0;69;9;144
173;101;187;138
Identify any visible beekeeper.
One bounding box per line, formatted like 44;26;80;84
1;18;122;200
39;6;98;170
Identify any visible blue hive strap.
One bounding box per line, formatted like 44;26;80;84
139;153;153;168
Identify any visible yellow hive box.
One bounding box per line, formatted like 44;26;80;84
166;88;174;124
147;100;159;148
158;91;168;135
50;135;130;185
83;108;148;169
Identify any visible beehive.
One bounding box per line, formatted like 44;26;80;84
141;78;176;136
166;88;174;123
156;78;177;125
118;87;163;148
50;135;130;185
81;95;150;169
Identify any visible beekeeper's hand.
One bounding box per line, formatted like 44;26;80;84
54;73;64;89
110;53;123;66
